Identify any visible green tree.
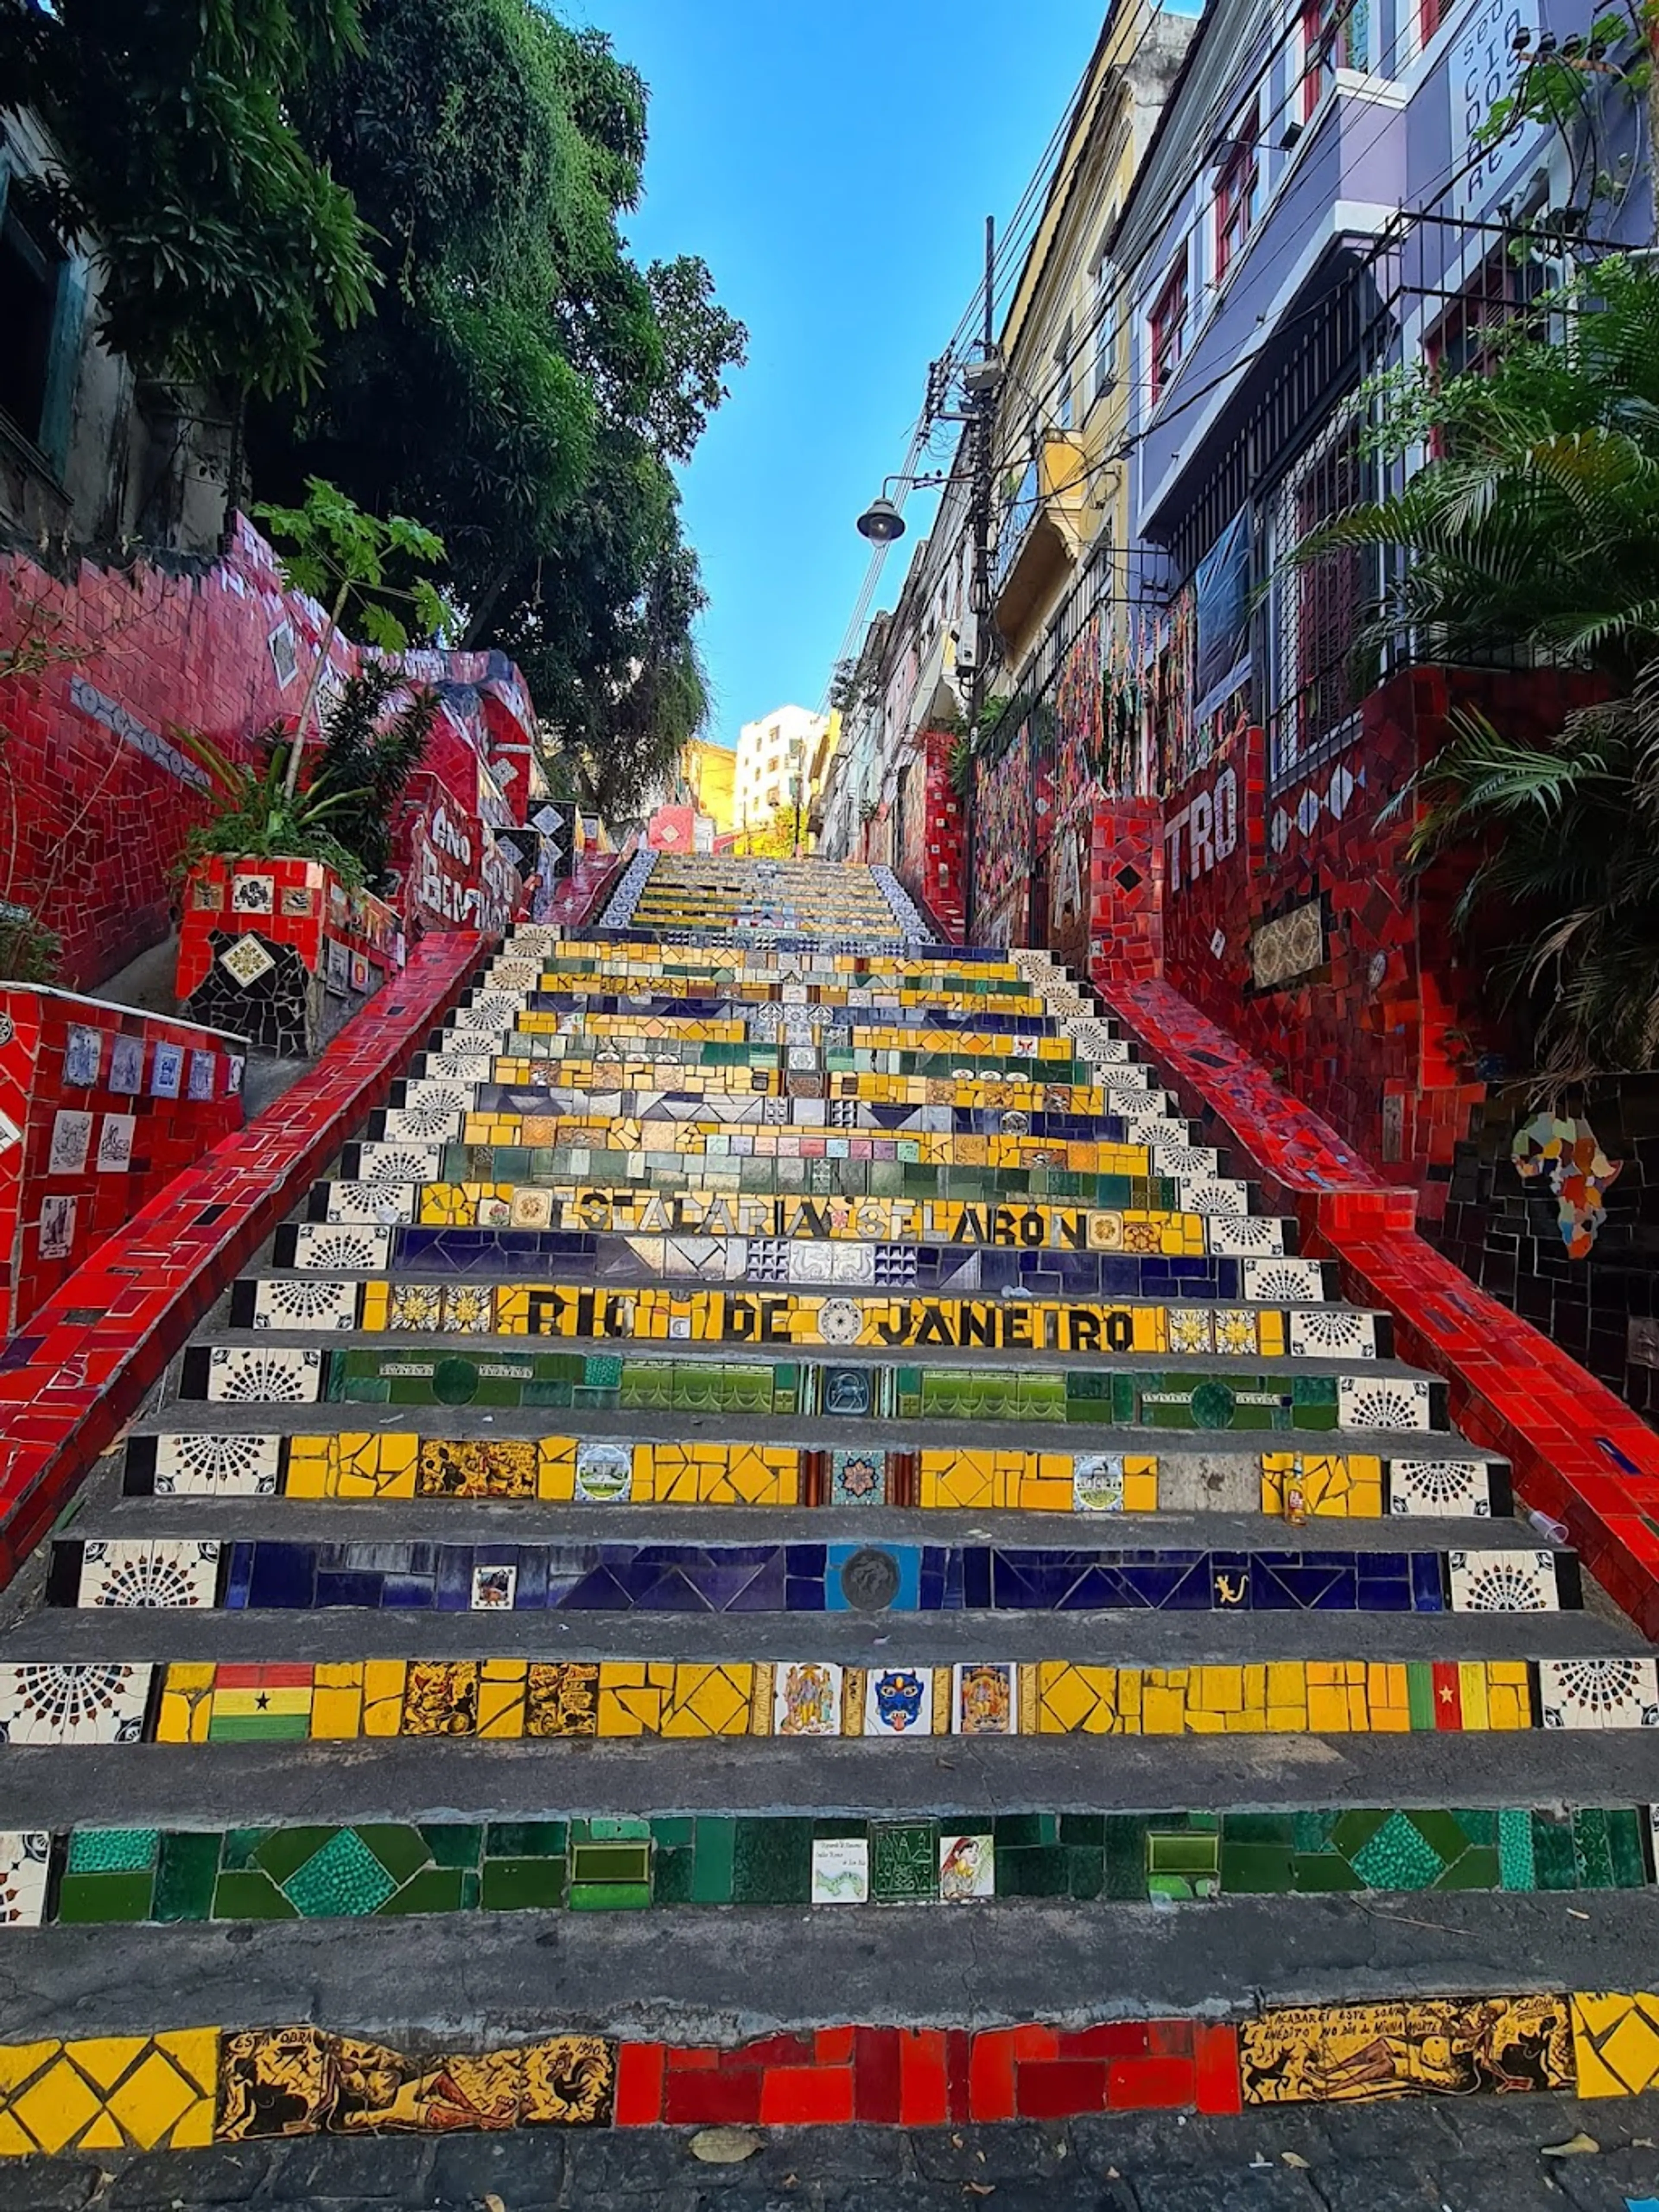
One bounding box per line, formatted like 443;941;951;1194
0;0;375;400
1298;256;1659;1075
248;0;745;818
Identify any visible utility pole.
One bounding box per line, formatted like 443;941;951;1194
963;213;996;945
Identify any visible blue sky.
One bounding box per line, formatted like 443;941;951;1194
572;0;1110;748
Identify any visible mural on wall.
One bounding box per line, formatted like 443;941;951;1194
1053;615;1104;835
1512;1111;1623;1259
972;720;1032;946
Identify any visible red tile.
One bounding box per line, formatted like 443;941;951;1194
663;2069;764;2126
1011;2024;1059;2061
852;2028;903;2123
899;2031;949;2127
967;2031;1017;2123
1193;2025;1243;2115
613;2041;665;2126
1015;2060;1107;2119
1105;2057;1196;2111
759;2066;855;2126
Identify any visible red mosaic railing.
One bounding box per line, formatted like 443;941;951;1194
1108;975;1659;1638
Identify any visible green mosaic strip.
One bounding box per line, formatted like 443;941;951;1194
434;1148;1189;1208
480;1038;1097;1084
323;1348;1392;1432
35;1807;1654;1926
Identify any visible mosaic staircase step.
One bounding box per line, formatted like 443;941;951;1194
222;1273;1391;1362
273;1223;1335;1304
174;1342;1452;1434
47;1532;1578;1617
7;1801;1653;1929
121;1430;1513;1519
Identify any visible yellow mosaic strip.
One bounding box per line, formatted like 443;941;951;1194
517;981;1052;1016
477;1016;1086;1062
459;1080;1112;1135
414;1188;1211;1257
535;941;1026;981
275;1433;1166;1513
1260;1453;1385;1518
354;1282;1297;1356
149;1656;1535;1745
436;1121;1154;1174
0;2028;217;2157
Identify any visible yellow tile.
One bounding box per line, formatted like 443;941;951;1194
538;1439;577;1501
359;1282;389;1330
1306;1688;1353;1733
361;1660;408;1736
1458;1661;1490;1731
1266;1662;1304;1708
477;1661;527;1738
1036;1661;1106;1734
1122;1464;1158;1513
1198;1666;1243;1713
283;1440;331;1500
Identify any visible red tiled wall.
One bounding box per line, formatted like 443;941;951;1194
0;985;244;1333
896;730;967;943
178;857;400;1000
1084;797;1164;989
0;525;534;990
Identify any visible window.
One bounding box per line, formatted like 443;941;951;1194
0;181;75;469
1300;0;1368;118
1268;410;1373;783
1093;256;1120;400
1425;248;1550;385
1053;315;1075;430
1149;252;1189;407
1215;116;1261;280
1418;0;1449;43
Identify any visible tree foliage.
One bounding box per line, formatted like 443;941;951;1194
0;0;375;397
1300;258;1659;1074
248;0;746;818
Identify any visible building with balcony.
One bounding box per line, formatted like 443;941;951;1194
734;704;830;839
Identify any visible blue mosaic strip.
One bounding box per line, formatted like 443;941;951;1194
52;1540;1578;1615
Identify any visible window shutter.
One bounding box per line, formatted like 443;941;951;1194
41;258;87;480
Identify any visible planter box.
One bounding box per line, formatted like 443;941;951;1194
0;984;245;1331
178;856;403;1055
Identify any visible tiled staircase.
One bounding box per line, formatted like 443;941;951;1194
6;852;1659;2156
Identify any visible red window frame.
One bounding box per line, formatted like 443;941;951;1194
1149;254;1189;407
1215;125;1260;280
1300;0;1360;118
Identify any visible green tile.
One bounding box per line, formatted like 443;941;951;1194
251;1827;340;1884
687;1817;736;1904
1059;1814;1106;1846
153;1831;222;1923
1433;1847;1499;1892
219;1829;265;1872
1329;1809;1387;1858
731;1817;811;1906
376;1868;468;1915
283;1830;398;1917
1607;1807;1649;1889
420;1824;483;1869
1449;1809;1497;1846
56;1871;155;1923
1498;1809;1536;1890
1293;1811;1338;1853
1350;1812;1447;1892
993;1813;1054;1848
1068;1849;1104;1902
344;1825;435;1885
871;1823;937;1903
1408;1810;1478;1865
569;1882;652;1911
1223;1814;1295;1846
1104;1816;1147;1900
652;1847;694;1905
1573;1807;1615;1889
1147;1832;1220;1876
570;1842;650;1886
481;1857;566;1911
1218;1844;1294;1893
585;1817;651;1841
1531;1815;1579;1892
66;1828;158;1874
650;1818;695;1848
994;1845;1070;1899
1290;1854;1365;1894
212;1871;299;1920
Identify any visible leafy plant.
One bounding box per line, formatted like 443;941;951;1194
1301;258;1659;1074
247;0;746;821
311;667;437;891
0;0;375;400
1402;685;1659;1078
251;478;451;797
175;730;370;888
0;904;61;985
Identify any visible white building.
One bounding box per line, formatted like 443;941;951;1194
734;704;828;832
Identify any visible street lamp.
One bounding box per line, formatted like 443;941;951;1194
855;494;907;544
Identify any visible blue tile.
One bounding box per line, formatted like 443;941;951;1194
224;1543;255;1610
246;1544;317;1610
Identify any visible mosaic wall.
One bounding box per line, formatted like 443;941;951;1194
0;526;534;990
1436;1075;1659;1423
894;729;967;943
0;983;244;1330
971;720;1033;947
177;857;402;1056
10;1990;1659;2153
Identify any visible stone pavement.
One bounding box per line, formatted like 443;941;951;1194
6;857;1659;2177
